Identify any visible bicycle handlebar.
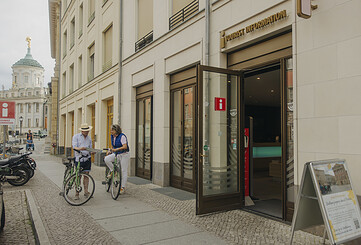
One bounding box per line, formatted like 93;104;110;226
73;149;90;161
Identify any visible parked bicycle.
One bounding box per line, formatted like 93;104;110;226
102;148;122;200
61;149;95;206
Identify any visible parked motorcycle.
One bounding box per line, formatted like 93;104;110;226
0;153;33;186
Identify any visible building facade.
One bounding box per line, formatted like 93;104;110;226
49;0;361;221
0;40;50;135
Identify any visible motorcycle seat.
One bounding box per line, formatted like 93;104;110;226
0;159;9;166
0;155;23;166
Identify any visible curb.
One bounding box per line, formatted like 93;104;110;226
25;189;51;245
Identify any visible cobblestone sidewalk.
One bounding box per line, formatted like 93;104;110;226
2;171;120;245
125;182;326;245
0;190;35;244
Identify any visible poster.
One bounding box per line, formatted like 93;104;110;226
311;160;361;243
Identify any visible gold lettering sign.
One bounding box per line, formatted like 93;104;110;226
220;10;287;49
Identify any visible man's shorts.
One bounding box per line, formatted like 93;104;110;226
79;159;91;172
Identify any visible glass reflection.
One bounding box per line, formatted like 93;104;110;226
183;87;193;180
172;91;182;177
144;98;151;170
202;72;238;196
137;100;144;168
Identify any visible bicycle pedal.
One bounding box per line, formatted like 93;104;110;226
101;181;107;185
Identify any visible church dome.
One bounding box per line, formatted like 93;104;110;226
12;48;43;69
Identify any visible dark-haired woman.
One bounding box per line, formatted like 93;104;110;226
104;124;130;194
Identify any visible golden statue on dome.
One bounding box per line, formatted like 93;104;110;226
26;36;31;48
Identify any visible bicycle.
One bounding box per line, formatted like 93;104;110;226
61;149;95;206
102;149;122;200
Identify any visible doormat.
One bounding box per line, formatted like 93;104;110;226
245;199;282;218
151;187;195;201
127;176;152;185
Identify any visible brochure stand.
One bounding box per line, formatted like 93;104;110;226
290;159;361;245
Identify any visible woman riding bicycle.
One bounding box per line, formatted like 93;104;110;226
72;123;93;200
104;124;129;194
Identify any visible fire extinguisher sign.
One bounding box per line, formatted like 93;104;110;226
214;97;226;111
0;101;15;125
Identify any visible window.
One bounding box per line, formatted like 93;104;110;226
70;17;75;49
28;119;31;127
169;0;198;29
88;0;95;24
62;72;66;97
36;118;39;127
28;92;31;96
20;104;23;113
69;64;74;93
28;104;31;113
88;44;95;81
63;30;68;58
11;93;14;97
103;25;113;72
63;0;67;10
25;75;29;83
36;91;40;96
172;0;195;15
136;0;153;51
36;103;39;113
14;75;17;82
138;0;153;40
79;3;83;37
78;55;83;88
45;106;48;114
37;77;40;85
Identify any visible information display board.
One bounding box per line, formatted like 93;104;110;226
290;159;361;245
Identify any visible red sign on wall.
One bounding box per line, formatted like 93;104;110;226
0;101;15;125
214;97;226;111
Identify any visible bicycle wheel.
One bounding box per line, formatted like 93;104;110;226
105;167;111;192
111;163;122;200
63;173;95;206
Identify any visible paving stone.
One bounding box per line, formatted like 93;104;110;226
0;190;35;244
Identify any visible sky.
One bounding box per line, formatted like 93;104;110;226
0;0;55;90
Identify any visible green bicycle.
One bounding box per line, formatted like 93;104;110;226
102;149;122;200
61;149;95;206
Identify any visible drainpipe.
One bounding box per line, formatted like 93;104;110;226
204;0;210;164
56;2;62;154
118;0;123;125
205;0;210;66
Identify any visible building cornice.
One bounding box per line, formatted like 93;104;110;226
49;0;60;58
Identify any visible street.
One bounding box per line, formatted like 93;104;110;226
0;139;330;244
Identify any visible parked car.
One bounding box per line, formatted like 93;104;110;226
39;130;47;138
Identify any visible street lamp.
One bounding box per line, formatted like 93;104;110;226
19;116;23;144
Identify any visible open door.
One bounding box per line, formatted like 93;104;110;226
197;65;244;215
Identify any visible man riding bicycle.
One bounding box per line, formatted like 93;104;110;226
72;123;93;200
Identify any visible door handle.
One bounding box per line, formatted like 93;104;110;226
200;154;207;157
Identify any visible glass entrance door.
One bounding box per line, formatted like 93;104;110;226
171;85;196;192
197;65;244;215
136;96;152;180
